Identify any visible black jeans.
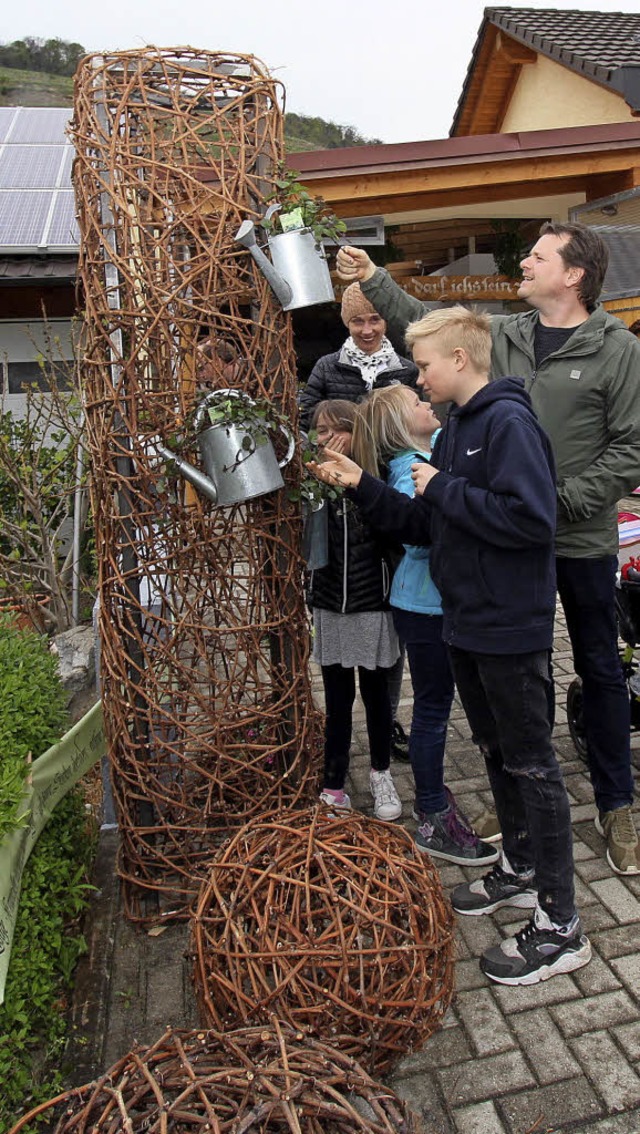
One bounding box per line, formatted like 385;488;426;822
449;645;576;925
321;664;393;790
557;555;634;812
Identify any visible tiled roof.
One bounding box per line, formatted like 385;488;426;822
488;7;640;85
452;8;640;135
0;255;77;281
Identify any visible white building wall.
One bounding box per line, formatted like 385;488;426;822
501;56;634;133
0;318;75;417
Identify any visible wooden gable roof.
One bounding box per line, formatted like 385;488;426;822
291;120;640;218
452;7;640;137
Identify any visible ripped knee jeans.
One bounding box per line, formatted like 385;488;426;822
449;645;577;924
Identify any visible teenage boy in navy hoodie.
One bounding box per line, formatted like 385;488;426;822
309;305;591;987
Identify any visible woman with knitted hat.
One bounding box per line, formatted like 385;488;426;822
299;283;419;430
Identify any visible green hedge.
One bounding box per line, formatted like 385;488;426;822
0;614;67;842
0;621;96;1133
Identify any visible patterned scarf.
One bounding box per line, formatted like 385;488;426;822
341;336;399;391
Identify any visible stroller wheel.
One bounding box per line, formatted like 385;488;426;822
567;678;588;761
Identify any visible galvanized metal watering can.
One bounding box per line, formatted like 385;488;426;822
153;390;295;507
234;205;335;311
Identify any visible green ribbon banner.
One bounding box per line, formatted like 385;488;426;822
0;699;105;1005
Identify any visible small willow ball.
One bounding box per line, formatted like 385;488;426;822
192;806;455;1073
11;1024;421;1134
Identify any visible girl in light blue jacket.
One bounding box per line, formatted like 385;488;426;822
353;386;496;867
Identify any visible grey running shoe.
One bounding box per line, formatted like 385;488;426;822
480;905;591;986
415;804;499;866
452;862;537;915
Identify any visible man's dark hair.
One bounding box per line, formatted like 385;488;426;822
538;222;609;312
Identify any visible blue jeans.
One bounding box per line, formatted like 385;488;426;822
393;609;455;814
557;555;634;812
449;645;576;925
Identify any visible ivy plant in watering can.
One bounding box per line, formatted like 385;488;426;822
234;167;347;311
150;389;295;507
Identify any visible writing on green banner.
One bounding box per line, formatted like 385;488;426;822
0;699;105;1004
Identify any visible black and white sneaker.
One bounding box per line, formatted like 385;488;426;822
480;905;592;986
451;861;537;916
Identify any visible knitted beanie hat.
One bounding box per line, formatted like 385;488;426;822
340;282;377;326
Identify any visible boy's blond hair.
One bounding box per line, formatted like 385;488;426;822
352;385;429;477
405;306;491;375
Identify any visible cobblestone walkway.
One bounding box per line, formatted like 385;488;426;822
71;603;640;1134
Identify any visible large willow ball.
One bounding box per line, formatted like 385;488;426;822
11;1024;421;1134
192;806;455;1073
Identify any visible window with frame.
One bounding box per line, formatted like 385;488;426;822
7;359;72;394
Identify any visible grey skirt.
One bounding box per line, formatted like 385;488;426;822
312;608;400;670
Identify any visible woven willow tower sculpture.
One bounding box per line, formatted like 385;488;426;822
72;49;322;920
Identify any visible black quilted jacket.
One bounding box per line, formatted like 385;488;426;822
299;351;418;429
308;498;392;614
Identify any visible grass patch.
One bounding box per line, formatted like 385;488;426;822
0;65;73;106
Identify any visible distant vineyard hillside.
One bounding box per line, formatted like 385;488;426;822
0;59;377;151
0;64;73;106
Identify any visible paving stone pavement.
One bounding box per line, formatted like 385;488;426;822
69;600;640;1134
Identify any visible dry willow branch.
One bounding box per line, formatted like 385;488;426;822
71;48;322;921
9;1023;423;1134
192;807;456;1074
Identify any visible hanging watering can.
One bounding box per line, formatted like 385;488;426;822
152;389;295;507
234;212;335;312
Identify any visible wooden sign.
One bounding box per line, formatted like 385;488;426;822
392;274;521;302
333;273;521;303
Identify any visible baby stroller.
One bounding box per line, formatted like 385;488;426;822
566;512;640;758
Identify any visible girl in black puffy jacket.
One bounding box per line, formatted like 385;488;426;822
308;400;402;822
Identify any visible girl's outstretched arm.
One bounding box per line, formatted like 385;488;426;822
308;450;432;548
306;448;363;489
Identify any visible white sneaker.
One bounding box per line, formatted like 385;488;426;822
370;769;402;821
319;789;352;813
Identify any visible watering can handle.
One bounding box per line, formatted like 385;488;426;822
278;423;295;469
193;387;253;433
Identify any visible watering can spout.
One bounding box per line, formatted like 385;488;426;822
234;219;293;308
153;442;218;504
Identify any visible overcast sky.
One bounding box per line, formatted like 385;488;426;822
5;0;640;143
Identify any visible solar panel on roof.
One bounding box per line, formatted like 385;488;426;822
0;145;66;189
0;109;77;250
46;192;79;247
9;107;71;145
60;146;74;182
0;191;52;246
0;108;18;144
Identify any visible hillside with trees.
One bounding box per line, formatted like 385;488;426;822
0;36;84;75
0;37;379;151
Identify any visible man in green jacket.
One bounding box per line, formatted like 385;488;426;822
337;222;640;877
